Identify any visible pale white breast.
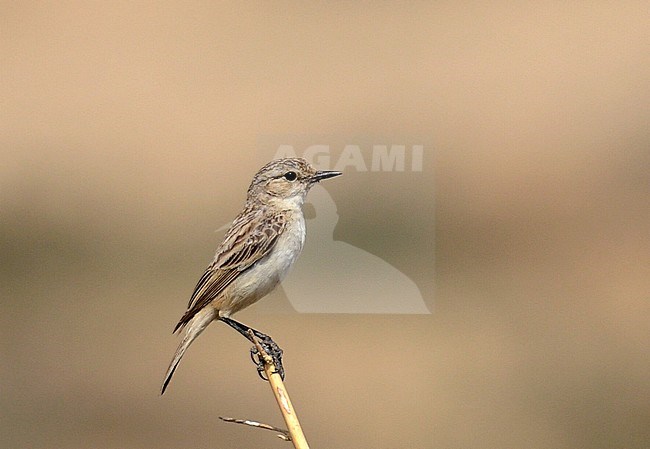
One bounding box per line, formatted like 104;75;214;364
220;211;305;315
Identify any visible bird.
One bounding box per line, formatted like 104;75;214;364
161;158;341;394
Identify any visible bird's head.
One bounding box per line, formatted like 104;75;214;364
247;158;341;207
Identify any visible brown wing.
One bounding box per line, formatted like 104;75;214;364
173;208;286;332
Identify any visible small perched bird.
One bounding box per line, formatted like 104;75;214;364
161;158;341;394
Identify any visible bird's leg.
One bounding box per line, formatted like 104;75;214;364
219;316;266;340
219;317;285;381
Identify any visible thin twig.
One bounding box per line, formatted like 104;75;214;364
247;330;310;449
219;416;291;441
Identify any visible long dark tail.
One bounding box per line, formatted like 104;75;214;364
161;307;217;394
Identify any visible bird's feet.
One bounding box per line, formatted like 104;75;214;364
219;317;285;381
249;334;285;381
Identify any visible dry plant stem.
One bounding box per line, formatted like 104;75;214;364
248;330;310;449
218;416;291;441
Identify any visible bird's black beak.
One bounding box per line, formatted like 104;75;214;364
312;170;342;182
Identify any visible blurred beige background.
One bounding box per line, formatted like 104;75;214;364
2;2;649;449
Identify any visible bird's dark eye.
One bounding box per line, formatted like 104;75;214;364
284;171;297;181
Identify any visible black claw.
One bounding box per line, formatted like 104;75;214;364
250;346;269;380
262;338;285;380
